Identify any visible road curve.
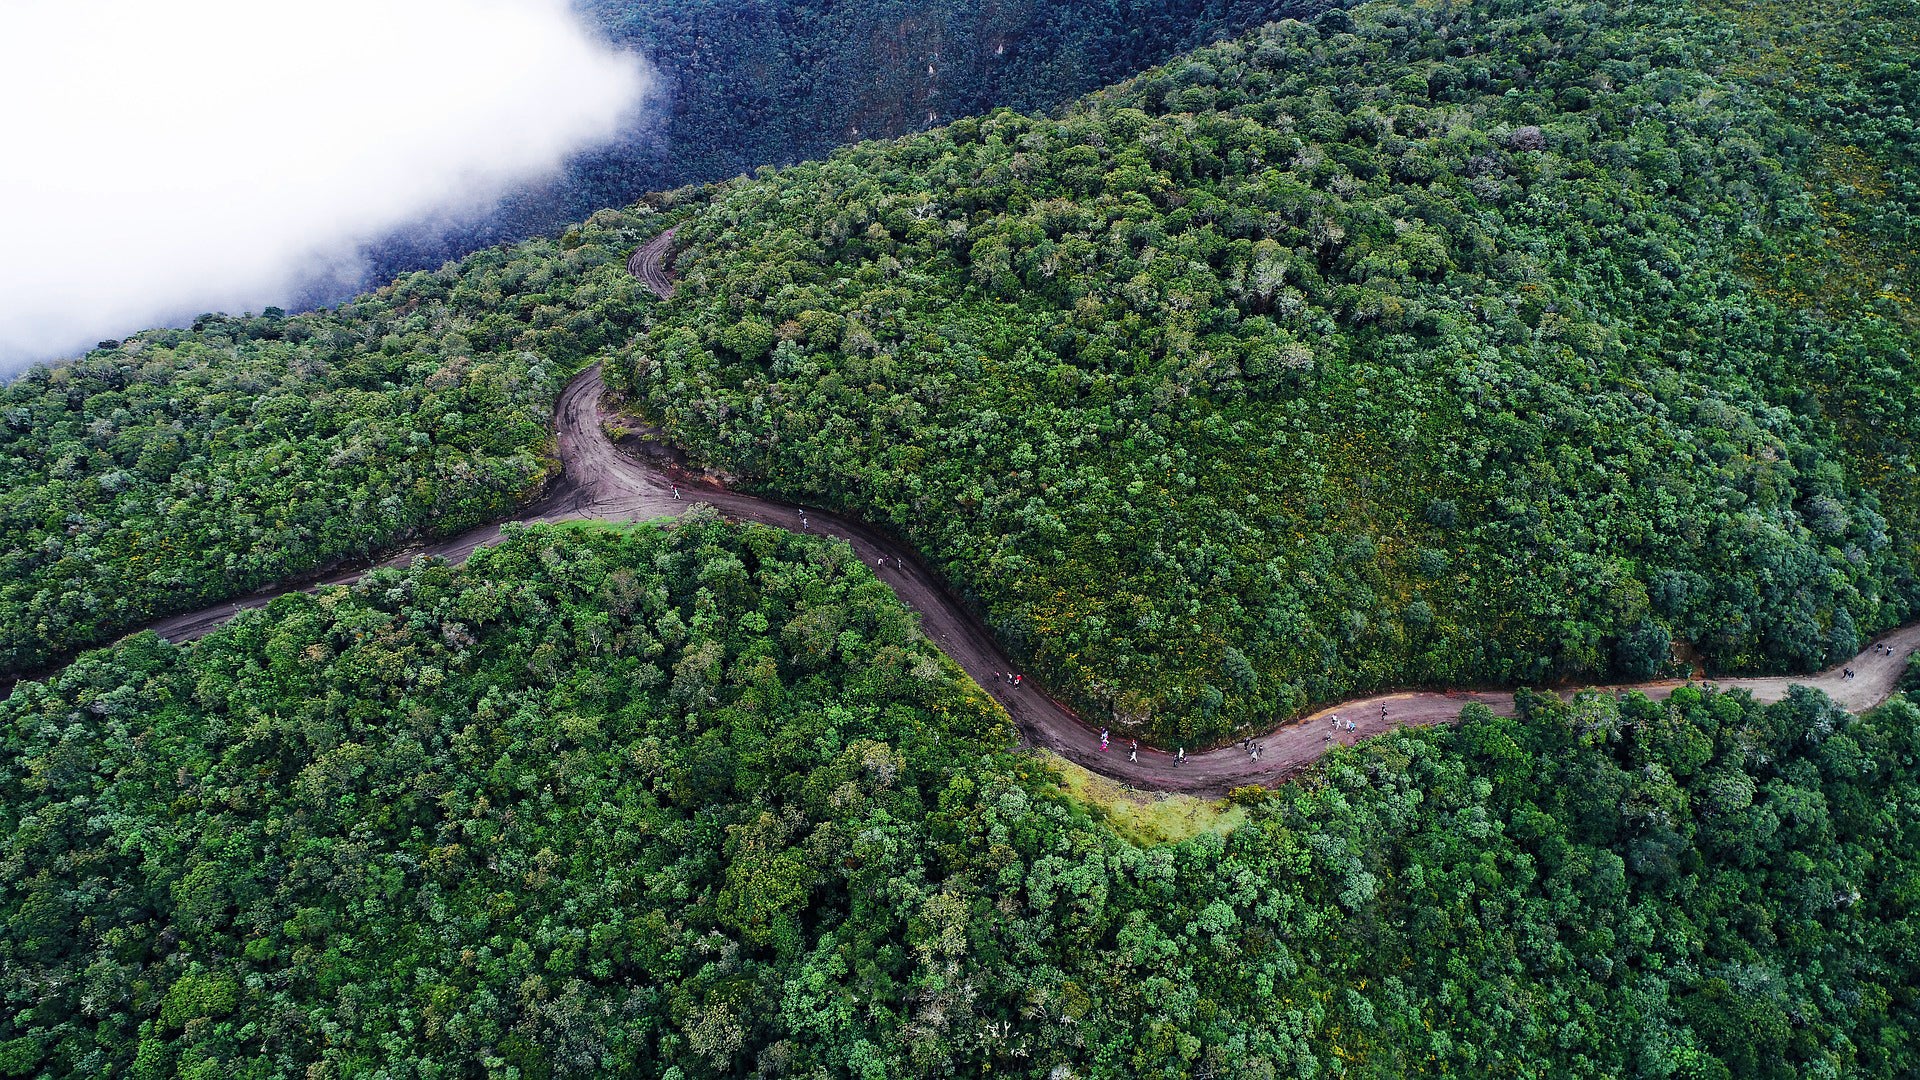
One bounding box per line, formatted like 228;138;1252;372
627;227;676;298
137;233;1920;796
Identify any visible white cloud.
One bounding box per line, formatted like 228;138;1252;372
0;0;652;370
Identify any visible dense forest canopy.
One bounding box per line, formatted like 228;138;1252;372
3;518;1917;1076
4;0;1914;743
361;0;1340;285
3;2;1918;1076
0;207;670;677
616;0;1920;744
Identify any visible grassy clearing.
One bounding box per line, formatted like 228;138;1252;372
1040;749;1247;845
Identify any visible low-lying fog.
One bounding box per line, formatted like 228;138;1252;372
0;0;652;373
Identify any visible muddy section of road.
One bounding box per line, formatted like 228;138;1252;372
626;226;676;297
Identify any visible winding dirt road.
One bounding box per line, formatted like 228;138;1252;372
142;231;1920;796
626;226;677;297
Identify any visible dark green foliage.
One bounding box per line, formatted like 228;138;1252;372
0;209;668;677
619;0;1920;743
369;0;1343;281
2;3;1915;1075
584;0;1342;193
0;518;1017;1076
4;519;1919;1076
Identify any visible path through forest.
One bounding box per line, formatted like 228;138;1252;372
141;231;1920;795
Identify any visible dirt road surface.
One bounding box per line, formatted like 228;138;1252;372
133;232;1920;795
626;227;676;297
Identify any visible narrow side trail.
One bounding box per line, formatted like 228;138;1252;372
141;230;1920;796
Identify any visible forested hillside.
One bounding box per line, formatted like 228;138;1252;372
3;518;1917;1076
6;0;1916;749
4;2;1918;1076
0;208;668;677
619;0;1920;743
363;0;1339;284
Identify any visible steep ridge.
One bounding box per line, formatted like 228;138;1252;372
129;231;1919;796
624;226;677;296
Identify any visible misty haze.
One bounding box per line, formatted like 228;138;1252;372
0;0;651;372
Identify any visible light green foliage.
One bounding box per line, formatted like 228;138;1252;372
0;1;1916;1075
0;208;669;676
3;520;1918;1075
621;0;1920;744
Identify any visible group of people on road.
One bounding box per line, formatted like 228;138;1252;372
793;507;904;577
1098;700;1398;771
1115;733;1256;763
1836;639;1907;681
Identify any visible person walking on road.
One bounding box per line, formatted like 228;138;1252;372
1100;728;1110;752
1176;747;1185;766
1128;740;1139;763
672;484;680;500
